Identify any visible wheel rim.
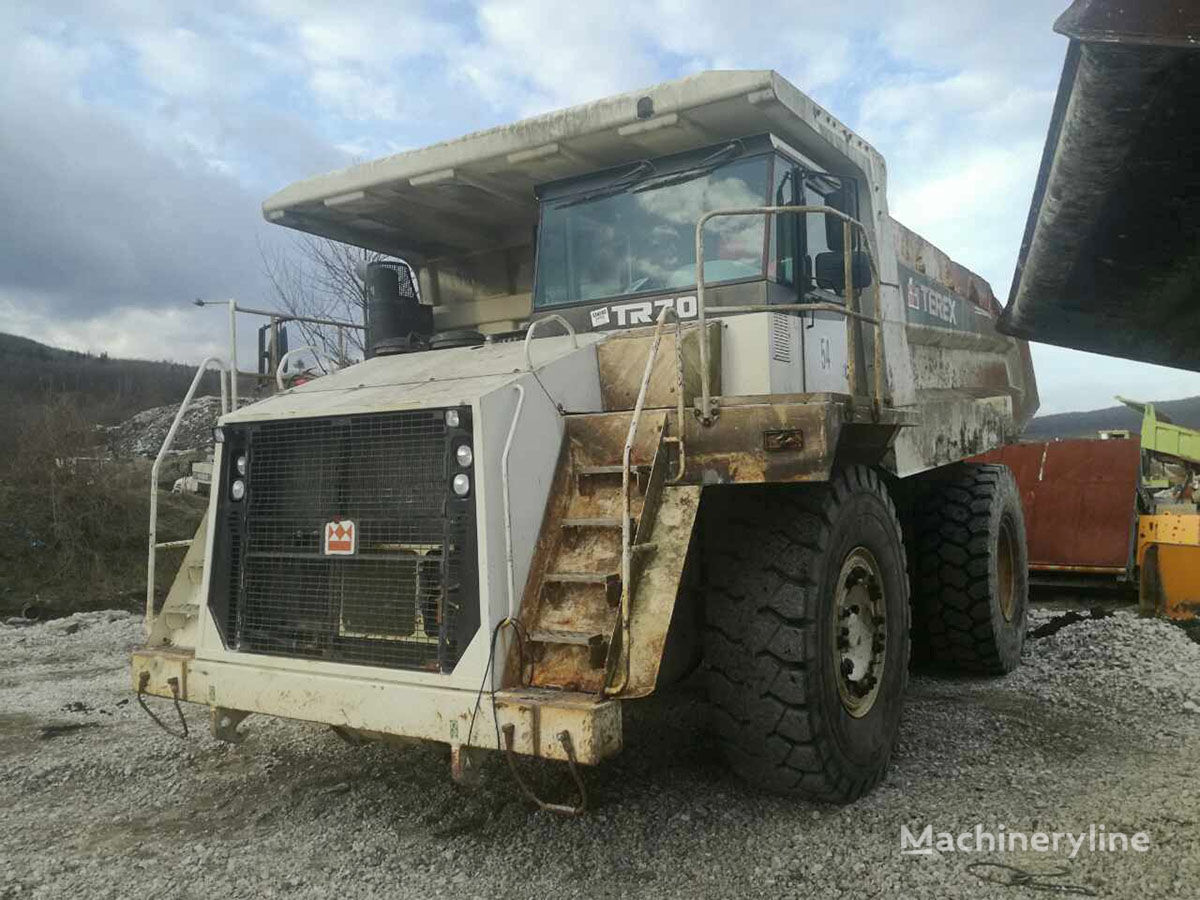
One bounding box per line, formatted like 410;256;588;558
832;547;887;718
997;516;1017;623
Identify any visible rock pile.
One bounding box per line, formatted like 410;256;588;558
101;395;223;458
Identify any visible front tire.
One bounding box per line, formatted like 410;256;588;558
702;466;909;803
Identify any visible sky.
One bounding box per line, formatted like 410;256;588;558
1;0;1198;416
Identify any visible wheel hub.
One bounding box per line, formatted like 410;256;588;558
832;547;887;718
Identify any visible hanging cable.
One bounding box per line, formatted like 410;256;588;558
464;617;527;755
136;671;189;739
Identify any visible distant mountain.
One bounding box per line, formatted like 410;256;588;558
0;331;228;426
1025;396;1200;440
0;331;89;362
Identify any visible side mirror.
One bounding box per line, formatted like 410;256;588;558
814;251;873;292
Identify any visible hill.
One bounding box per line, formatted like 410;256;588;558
1025;396;1200;440
0;331;227;427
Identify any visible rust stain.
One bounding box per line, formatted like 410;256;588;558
595;323;720;411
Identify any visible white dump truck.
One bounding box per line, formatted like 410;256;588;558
134;70;1038;809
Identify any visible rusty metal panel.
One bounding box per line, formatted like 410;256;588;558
973;438;1141;572
596;324;720;410
494;689;622;764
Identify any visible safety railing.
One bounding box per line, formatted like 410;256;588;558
693;205;888;423
145;356;230;637
523;314;579;414
523;313;578;369
193;299;364;398
501;384;527;619
608;305;688;695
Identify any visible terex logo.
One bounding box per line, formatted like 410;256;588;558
590;295;699;330
905;276;959;327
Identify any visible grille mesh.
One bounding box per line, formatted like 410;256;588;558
228;410;475;671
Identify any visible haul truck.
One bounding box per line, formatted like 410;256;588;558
134;70;1038;808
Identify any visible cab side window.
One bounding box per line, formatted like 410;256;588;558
772;163;800;288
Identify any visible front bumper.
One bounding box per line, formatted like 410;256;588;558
131;648;621;764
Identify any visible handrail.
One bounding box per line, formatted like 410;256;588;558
522;314;579;371
194;298;364;393
523;314;581;415
146;356;230;638
607;305;686;696
501;384;527;619
693;204;888;423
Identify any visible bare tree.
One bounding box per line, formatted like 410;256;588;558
260;235;383;367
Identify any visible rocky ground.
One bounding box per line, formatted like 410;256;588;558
1;607;1198;899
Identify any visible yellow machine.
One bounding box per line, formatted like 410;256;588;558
1124;400;1200;621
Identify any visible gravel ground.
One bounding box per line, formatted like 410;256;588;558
2;607;1198;899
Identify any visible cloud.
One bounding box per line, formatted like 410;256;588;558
0;31;270;320
3;0;1197;414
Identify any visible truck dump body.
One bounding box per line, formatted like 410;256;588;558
1001;0;1200;369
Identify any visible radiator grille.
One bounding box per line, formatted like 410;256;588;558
221;410;477;672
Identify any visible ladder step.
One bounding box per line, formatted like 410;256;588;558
576;464;624;476
527;628;606;647
562;516;633;530
544;571;620;585
575;464;651;477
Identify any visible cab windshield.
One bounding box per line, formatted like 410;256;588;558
533;155;771;308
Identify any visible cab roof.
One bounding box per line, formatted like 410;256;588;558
261;70;885;265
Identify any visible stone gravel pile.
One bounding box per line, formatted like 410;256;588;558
101;396;223;458
1;607;1197;899
1016;608;1200;718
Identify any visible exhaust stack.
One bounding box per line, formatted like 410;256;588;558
364;261;432;357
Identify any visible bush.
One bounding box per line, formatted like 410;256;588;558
0;396;206;617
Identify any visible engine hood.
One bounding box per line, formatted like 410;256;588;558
221;333;604;423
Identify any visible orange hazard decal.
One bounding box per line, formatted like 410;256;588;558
324;520;356;555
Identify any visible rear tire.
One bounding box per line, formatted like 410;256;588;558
910;463;1028;674
702;466;909;803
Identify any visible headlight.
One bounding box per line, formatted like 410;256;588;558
455;444;473;468
235;455;248;476
451;473;470;496
231;479;246;501
445;409;460;428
